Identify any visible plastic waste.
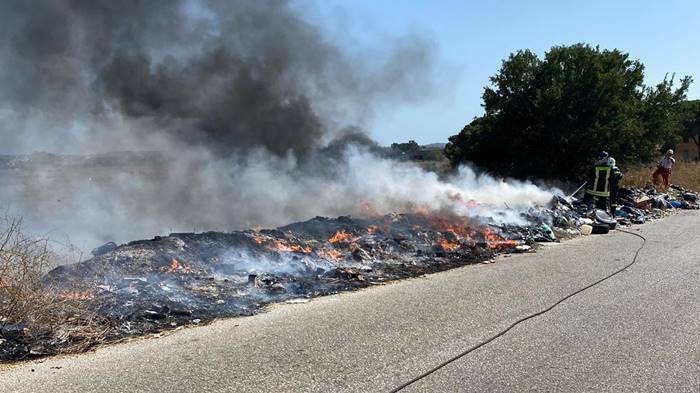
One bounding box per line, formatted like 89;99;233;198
539;223;556;241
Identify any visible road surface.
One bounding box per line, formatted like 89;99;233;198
1;211;699;392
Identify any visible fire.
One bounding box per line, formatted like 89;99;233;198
328;230;357;244
58;290;93;301
366;225;378;235
317;248;343;261
272;240;312;253
252;233;311;254
483;227;520;249
166;258;193;273
411;210;476;240
437;237;461;252
434;221;473;239
290;244;312;253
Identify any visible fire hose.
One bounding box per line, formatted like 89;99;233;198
389;228;647;392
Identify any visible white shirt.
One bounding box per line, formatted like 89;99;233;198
660;156;675;169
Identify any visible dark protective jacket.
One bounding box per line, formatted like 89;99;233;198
585;165;612;197
609;166;623;205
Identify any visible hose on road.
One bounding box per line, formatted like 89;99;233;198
390;228;647;392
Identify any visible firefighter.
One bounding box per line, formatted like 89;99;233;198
582;151;612;210
608;157;623;216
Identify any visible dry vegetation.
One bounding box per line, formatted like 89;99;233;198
0;216;107;360
621;161;700;191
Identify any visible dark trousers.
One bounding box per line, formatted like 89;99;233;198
583;192;609;211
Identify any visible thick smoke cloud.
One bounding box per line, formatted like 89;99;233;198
0;0;434;155
0;148;557;251
0;1;558;252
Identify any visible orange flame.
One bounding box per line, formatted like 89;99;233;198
271;240;312;253
483;227;520;249
328;230;358;244
58;290;93;301
366;225;378;235
411;210;476;240
437;237;461;252
317;249;343;261
166;258;193;273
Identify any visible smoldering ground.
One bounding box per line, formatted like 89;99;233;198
0;0;557;251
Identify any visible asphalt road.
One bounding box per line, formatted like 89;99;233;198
1;211;698;392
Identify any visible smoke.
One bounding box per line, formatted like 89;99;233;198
0;1;559;251
1;147;559;250
0;0;434;155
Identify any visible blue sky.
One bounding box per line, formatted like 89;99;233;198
303;0;699;145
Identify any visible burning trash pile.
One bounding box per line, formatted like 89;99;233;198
2;208;555;361
2;184;698;362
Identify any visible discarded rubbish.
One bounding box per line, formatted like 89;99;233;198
591;224;610;234
3;183;698;362
91;241;118;256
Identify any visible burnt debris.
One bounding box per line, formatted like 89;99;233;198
2;186;699;362
2;211;534;361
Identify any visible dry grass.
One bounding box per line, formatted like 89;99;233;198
0;216;108;359
621;161;700;191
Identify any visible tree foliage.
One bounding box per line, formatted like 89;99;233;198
445;44;692;180
390;140;420;153
679;99;700;160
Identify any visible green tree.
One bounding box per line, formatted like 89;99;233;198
679;99;700;160
390;140;420;153
445;44;691;180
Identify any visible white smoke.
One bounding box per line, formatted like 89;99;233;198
0;1;560;253
1;145;560;251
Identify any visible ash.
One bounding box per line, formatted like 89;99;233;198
5;185;698;361
1;211;549;361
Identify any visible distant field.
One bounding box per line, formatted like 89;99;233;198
621;161;700;191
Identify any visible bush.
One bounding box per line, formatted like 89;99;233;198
0;216;107;360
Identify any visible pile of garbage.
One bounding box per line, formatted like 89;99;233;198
1;212;528;361
543;185;700;235
615;185;699;221
2;185;698;362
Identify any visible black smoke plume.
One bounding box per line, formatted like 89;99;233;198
0;1;556;255
0;0;434;155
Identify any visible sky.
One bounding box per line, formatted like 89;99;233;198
302;0;700;146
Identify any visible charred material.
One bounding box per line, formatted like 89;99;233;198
2;212;534;361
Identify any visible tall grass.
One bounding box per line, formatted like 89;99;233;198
621;161;700;191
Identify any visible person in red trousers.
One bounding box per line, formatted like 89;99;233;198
652;149;675;190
